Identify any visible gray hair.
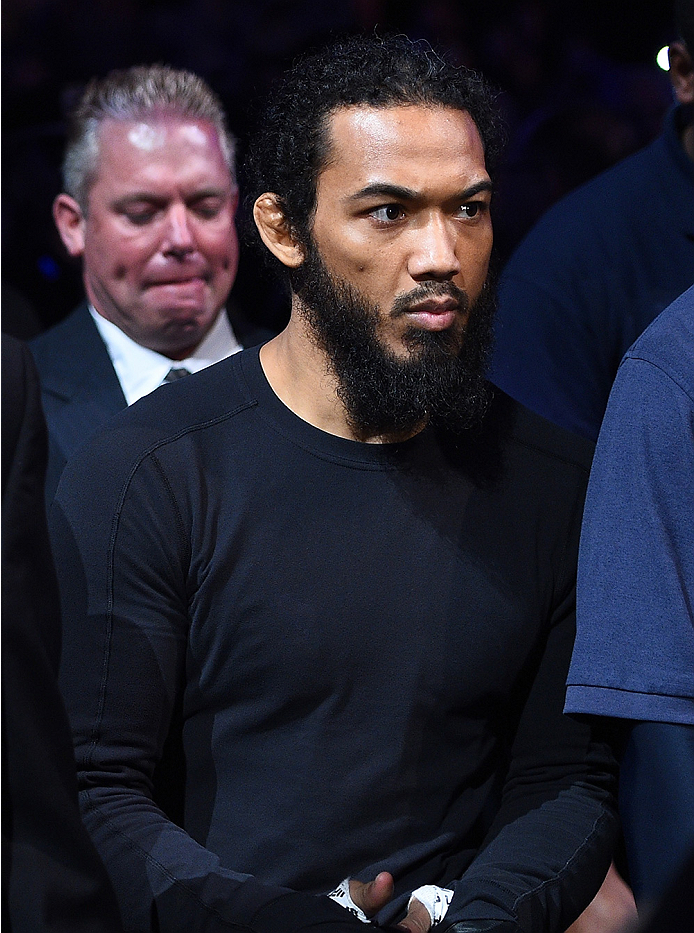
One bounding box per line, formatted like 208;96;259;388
63;64;236;209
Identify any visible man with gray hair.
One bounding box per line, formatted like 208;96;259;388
31;64;270;501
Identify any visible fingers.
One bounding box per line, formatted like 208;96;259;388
350;872;395;917
396;897;432;933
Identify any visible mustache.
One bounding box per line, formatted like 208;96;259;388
391;281;470;317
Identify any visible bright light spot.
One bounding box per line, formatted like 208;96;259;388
128;123;167;151
656;46;670;70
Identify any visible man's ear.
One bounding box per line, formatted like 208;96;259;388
253;193;304;269
669;41;694;105
53;194;87;258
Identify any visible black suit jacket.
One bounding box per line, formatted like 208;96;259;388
1;334;122;932
30;302;272;501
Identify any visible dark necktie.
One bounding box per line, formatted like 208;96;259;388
163;366;191;383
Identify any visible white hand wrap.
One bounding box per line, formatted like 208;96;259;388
328;878;454;927
328;877;370;923
408;885;454;926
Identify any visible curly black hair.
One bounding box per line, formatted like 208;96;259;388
243;32;504;283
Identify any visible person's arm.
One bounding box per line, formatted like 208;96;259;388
439;485;619;933
333;649;617;933
566;319;694;906
619;722;694;904
441;602;618;931
567;355;694;724
51;441;374;933
341;479;619;933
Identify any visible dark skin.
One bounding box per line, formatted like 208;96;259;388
350;874;431;933
254;105;492;448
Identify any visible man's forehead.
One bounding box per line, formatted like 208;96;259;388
93;113;234;185
319;103;488;189
124;121;210;152
88;114;234;201
328;101;480;135
97;114;222;156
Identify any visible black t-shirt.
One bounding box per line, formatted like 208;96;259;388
52;347;616;933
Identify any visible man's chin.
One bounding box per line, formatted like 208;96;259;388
149;310;220;358
401;323;465;359
293;235;496;435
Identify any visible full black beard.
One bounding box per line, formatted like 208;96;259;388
293;240;496;438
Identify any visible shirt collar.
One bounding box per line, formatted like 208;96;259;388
89;306;242;405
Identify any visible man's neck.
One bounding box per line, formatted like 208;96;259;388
259;306;421;445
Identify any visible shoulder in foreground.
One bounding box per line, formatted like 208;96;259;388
626;283;694;369
54;350;254;496
488;385;595;475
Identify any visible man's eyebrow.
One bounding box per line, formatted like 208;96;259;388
347;180;493;202
112;193;164;208
348;183;419;202
113;187;228;206
187;187;228;199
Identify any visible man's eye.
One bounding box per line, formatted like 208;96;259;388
458;202;485;219
192;200;223;218
371;204;405;223
124;210;156;225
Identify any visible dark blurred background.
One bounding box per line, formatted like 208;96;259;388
1;0;679;336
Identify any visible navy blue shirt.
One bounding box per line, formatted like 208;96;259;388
490;106;694;442
566;284;694;903
566;284;694;721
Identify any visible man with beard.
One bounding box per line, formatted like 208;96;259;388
50;35;617;933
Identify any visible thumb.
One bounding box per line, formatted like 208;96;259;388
397;897;431;933
350;872;395;916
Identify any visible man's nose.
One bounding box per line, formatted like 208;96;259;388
408;215;460;281
408;215;461;281
163;204;195;256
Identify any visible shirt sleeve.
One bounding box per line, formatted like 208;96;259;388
441;486;619;932
51;446;371;933
566;357;694;723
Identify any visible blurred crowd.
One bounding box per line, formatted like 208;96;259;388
2;0;676;335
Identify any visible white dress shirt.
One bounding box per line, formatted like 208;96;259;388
90;306;242;406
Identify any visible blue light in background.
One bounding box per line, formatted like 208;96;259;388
38;255;60;280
